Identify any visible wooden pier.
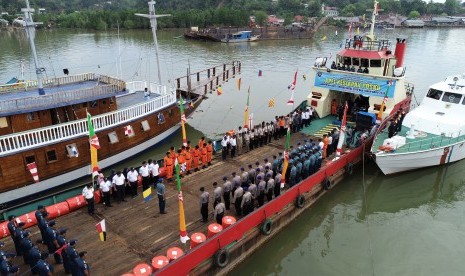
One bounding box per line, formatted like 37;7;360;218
175;61;241;96
0;131;314;275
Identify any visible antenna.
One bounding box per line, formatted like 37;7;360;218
365;0;383;42
22;0;45;95
135;1;171;85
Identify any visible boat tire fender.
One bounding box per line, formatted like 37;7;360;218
214;249;230;268
346;163;354;175
295;195;305;208
323;178;331;190
261;219;273;235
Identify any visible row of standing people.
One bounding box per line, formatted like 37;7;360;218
3;205;89;275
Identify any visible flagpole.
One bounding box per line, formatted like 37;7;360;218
334;101;348;160
175;158;189;244
179;96;188;146
280;127;291;188
244;86;250;128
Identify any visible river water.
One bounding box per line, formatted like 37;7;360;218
1;27;465;275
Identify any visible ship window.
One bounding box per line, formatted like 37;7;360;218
343;57;351;66
352;58;360;66
0;117;8;128
91;101;98;108
370;59;382;67
361;58;369;67
27;112;38;121
441;92;462;104
426;89;442;100
25;155;35;165
46;149;58;163
108;131;119;144
110;97;115;105
141;120;150;131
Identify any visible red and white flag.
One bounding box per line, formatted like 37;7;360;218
124;125;134;136
335;101;348;158
27;162;39;183
287;70;298;106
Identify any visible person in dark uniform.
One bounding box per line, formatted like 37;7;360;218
212;182;222;209
35;206;48;243
28;244;42;274
199;187;209;223
45;221;61;264
19;230;33;264
363;67;369;74
63;240;78;274
274;172;282;197
222;177;232;210
156;178;167;214
388;119;396;138
73;251;90;276
0;253;19;276
256;176;266;207
7;216;20;256
36;252;53;276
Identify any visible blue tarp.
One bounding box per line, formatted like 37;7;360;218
357;111;377;124
6;77;19;84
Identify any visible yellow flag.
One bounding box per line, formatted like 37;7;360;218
237;78;241;91
268;98;275;108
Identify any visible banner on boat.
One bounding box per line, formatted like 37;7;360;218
314;72;396;98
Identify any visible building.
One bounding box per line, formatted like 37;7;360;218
267;15;285;26
426;17;460;26
402;19;425;28
321;4;339;17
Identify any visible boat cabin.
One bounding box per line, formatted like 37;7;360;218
225;31;253;40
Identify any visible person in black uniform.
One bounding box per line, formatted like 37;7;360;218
7;216;20;256
63;240;78;274
28;244;42;274
35;252;53;276
45;221;61;264
73;251;90;276
388;119;396;138
19;230;33;264
35;206;48;244
0;253;19;276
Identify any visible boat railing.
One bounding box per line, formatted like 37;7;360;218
393;132;465;154
125;81;167;95
344;38;391;51
0;92;176;156
0;84;121;115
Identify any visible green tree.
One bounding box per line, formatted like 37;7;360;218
254;10;267;26
444;0;460;15
341;4;356;16
408;10;420;19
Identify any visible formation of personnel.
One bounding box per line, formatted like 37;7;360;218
2;205;89;275
197;137;328;223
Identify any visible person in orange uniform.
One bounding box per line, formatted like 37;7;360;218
169;146;177;164
198;137;206;150
322;134;329;159
164;152;174;180
278;116;285;137
193;145;201;171
177;149;186;175
331;99;337;116
185;147;192;174
201;143;208;169
206;141;213;166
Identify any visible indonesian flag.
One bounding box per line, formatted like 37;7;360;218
96;219;106;241
244;86;250;128
55;244;68;255
280;127;291;188
27;162;39;183
179;96;188;146
174;158;189;243
287;70;298;106
335;101;348;158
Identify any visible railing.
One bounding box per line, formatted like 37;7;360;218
345;38;391;51
125;81;168;95
0;84;120;115
0;92;176;156
388;133;465;154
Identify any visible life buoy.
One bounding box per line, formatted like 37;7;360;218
323;178;331;190
261;219;273;235
214;249;230;268
295;195;305;208
346;163;354;175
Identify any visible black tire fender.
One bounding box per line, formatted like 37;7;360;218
260;219;273;235
323;178;331;190
214;248;230;268
295;194;305;208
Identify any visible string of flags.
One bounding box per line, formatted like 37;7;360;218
217;85;223;95
96;219;106;242
27;162;39;183
268;98;275;108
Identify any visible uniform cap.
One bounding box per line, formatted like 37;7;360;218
37;205;44;210
23;230;30;237
18;222;26;227
223;176;227;181
158;178;164;182
6;253;16;258
257;176;262;179
41;252;49;259
240;167;244;171
9;266;19;273
48;221;56;227
59;228;68;235
0;241;4;247
69;239;78;246
232;172;236;175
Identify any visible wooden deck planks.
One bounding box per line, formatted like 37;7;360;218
1;132;311;275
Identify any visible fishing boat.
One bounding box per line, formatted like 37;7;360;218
308;0;412;139
372;73;465;174
221;31;260;43
0;1;204;204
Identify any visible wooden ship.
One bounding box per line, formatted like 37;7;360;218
0;1;239;205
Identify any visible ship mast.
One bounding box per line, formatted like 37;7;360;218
22;0;45;95
366;0;381;42
135;1;171;86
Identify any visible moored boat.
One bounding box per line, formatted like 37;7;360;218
372;73;465;174
221;31;260;43
0;1;203;204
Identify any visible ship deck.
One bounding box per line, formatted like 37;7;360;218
372;126;465;154
0;129;322;275
116;91;163;109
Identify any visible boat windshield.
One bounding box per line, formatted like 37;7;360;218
441;92;462;104
426;88;443;100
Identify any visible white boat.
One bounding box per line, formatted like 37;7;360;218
221;31;260;43
372;73;465;174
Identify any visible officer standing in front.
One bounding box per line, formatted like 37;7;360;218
35;252;53;276
112;171;127;203
82;184;94;215
99;177;112;207
233;185;244;216
213;202;225;225
199;187;209;223
156;179;167;214
73;251;90;276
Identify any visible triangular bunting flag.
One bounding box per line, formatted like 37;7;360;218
96;219;106;241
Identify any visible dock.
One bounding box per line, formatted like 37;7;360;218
0;130;319;275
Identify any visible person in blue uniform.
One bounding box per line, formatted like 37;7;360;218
19;231;33;264
302;155;310;179
28;245;42;274
63;240;78;274
289;161;297;187
295;158;302;183
0;253;19;276
72;251;90;276
45;221;61;264
35;252;53;276
156;178;167;214
7;216;20;257
35;206;48;244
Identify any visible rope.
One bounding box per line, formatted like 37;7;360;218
361;142;375;276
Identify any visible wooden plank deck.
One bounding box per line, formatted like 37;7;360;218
0;131;312;275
